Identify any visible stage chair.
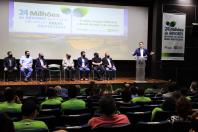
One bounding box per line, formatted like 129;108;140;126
134;121;171;132
48;64;61;81
92;123;131;132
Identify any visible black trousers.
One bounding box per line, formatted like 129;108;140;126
36;68;48;81
4;69;18;81
93;66;105;79
64;67;75;80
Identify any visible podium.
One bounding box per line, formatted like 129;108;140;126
135;56;146;82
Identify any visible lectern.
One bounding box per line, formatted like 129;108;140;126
135;56;146;81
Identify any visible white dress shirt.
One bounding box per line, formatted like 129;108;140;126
62;58;74;69
19;56;33;68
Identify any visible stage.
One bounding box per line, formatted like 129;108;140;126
0;77;168;87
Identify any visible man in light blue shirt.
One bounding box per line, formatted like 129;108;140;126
20;50;33;82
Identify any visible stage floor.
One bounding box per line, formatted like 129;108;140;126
0;77;168;86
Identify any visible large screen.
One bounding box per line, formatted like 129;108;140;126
0;0;148;60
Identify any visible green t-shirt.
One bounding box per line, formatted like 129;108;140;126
131;96;152;103
0;101;22;113
151;107;163;121
14;119;48;132
45;97;63;102
61;98;86;111
41;98;62;108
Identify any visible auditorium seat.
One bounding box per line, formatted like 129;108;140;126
39;105;61;116
127;111;151;124
171;121;192;132
119;105;142;114
35;115;57;131
134;121;172;132
63;108;89;115
92;123;131;132
60;113;91;126
55;124;91;132
152;111;174;122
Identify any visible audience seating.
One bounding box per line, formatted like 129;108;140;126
55;124;91;132
92;123;131;132
134;121;172;132
171;121;192;132
35;115;57;131
152;111;174;122
119;105;142;114
127;111;151;124
63;108;89;115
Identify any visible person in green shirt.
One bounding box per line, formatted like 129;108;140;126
41;87;62;108
14;101;48;132
61;85;86;111
0;88;22;113
151;98;176;121
131;87;152;103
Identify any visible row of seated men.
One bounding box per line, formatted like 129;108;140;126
0;83;197;132
4;50;116;82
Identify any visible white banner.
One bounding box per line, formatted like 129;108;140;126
161;13;186;60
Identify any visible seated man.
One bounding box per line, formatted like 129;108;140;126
61;85;86;111
92;52;105;81
4;51;18;81
19;50;33;82
77;51;90;81
14;101;48;132
131;87;152;103
41;87;62;108
88;95;130;129
62;54;75;81
35;53;48;82
102;52;116;80
0;88;22;113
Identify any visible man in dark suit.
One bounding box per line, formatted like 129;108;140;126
3;51;18;81
77;51;90;80
92;52;105;81
102;52;116;80
133;42;151;57
35;53;48;81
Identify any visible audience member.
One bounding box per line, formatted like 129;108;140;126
131;87;151;103
14;101;48;131
61;85;86;110
0;113;15;132
88;95;130;129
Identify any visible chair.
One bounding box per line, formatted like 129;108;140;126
5;111;22;121
172;121;192;132
134;121;172;132
126;111;151;124
60;113;91;126
119;105;142;114
15;129;48;132
143;104;161;111
152;111;174;122
92;123;131;132
40;104;61;116
55;124;91;132
63;108;89;115
35;115;57;131
48;64;61;81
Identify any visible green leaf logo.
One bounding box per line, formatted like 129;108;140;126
60;6;71;14
166;21;176;27
73;8;88;17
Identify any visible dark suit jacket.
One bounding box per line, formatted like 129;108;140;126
102;57;115;68
77;57;89;68
4;57;17;69
133;48;150;57
35;58;47;69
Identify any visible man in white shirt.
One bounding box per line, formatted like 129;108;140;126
19;51;33;82
62;54;75;81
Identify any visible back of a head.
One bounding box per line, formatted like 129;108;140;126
121;89;132;102
47;87;57;98
176;96;192;118
0;113;15;132
4;88;17;102
137;87;145;96
99;95;116;116
191;111;198;132
68;85;79;98
22;101;38;117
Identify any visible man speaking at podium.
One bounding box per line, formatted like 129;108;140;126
133;41;154;81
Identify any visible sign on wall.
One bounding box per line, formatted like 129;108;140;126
161;13;186;60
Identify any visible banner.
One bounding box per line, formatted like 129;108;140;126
161;13;186;60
